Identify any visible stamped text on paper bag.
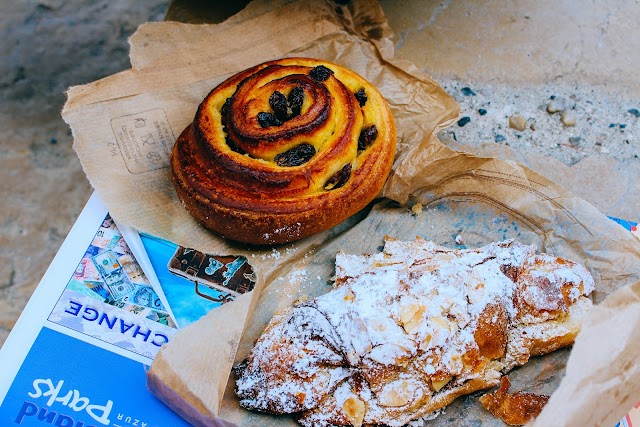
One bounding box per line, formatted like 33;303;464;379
110;109;175;174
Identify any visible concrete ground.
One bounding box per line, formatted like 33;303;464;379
0;0;169;345
1;0;639;346
382;0;640;220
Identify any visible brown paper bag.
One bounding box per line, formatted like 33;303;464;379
63;1;640;426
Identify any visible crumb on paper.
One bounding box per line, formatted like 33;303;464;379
289;269;308;284
261;248;282;260
293;295;310;306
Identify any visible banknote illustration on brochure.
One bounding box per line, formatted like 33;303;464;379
48;214;178;359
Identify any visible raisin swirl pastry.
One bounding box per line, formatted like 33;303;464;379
171;58;396;245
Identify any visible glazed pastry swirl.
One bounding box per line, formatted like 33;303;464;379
171;58;396;244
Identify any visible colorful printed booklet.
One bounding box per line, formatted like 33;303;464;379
0;193;255;427
0;193;636;426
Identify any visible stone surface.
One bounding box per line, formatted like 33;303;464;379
382;0;640;95
1;0;168;345
380;0;640;221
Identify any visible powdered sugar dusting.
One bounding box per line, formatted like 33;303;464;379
235;237;594;426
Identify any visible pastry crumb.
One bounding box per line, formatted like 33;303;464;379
480;376;549;426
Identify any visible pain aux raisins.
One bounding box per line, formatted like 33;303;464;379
274;143;316;167
324;164;352;190
309;65;334;82
357;125;378;151
354;88;367;107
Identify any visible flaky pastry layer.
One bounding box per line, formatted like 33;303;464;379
234;238;594;426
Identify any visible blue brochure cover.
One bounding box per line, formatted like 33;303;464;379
0;327;188;427
0;194;187;426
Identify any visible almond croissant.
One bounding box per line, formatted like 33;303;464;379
234;237;594;426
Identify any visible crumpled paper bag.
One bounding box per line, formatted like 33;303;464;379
62;1;640;426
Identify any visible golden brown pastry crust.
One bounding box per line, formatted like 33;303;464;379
479;376;549;426
171;58;396;245
233;238;594;426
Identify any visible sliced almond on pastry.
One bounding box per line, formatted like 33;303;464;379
432;376;452;392
342;395;365;427
378;380;414;407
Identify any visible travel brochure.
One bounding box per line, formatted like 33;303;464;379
0;194;254;427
